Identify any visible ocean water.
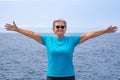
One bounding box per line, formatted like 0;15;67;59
0;33;120;80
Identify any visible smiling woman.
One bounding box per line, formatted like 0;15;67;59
52;19;67;38
4;19;118;80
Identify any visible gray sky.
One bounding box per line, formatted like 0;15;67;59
0;0;120;33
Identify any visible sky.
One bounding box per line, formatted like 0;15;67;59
0;0;120;33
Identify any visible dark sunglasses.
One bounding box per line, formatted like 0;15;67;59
55;26;65;29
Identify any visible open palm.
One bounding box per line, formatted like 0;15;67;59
5;21;18;31
106;25;118;33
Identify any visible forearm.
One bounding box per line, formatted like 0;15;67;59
80;26;117;43
15;27;37;39
5;22;41;43
87;29;107;39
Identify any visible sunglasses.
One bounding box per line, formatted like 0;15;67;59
55;26;65;29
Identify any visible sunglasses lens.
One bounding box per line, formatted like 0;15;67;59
61;26;65;29
56;26;65;29
56;26;60;29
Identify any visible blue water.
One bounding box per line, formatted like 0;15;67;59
0;33;120;80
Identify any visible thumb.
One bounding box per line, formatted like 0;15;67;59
13;21;17;27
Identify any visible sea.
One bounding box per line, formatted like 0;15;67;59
0;33;120;80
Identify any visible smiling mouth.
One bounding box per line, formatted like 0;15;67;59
58;31;63;32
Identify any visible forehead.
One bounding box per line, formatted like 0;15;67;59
54;21;65;26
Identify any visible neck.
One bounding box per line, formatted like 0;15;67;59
56;34;64;38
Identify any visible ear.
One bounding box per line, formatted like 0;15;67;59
65;27;67;31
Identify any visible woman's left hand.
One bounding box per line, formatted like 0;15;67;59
105;25;118;33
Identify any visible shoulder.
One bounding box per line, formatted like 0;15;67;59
66;35;80;42
40;35;52;39
67;35;80;39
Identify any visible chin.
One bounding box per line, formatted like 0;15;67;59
58;32;64;34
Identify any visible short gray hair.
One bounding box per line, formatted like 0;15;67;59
53;19;67;27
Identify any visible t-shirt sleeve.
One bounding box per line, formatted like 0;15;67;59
40;35;49;46
70;35;81;46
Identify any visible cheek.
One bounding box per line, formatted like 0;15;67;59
63;29;66;32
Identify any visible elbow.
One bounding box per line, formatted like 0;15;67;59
33;33;42;43
80;37;89;43
33;33;39;40
80;34;90;43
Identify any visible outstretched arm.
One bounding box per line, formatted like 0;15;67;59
5;21;42;43
80;25;118;43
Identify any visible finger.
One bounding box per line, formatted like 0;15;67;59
5;26;10;30
5;23;13;27
111;26;117;30
5;26;13;30
109;25;112;28
114;26;118;29
13;21;17;27
107;25;112;30
113;29;117;32
112;26;118;32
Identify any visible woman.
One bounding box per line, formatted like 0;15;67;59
5;19;117;80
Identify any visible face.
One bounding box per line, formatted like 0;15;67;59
53;21;66;36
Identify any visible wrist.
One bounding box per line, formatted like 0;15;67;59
104;29;108;33
15;27;19;32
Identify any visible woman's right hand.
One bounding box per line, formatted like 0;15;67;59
5;21;18;31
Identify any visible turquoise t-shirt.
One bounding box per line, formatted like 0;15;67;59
40;35;80;77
